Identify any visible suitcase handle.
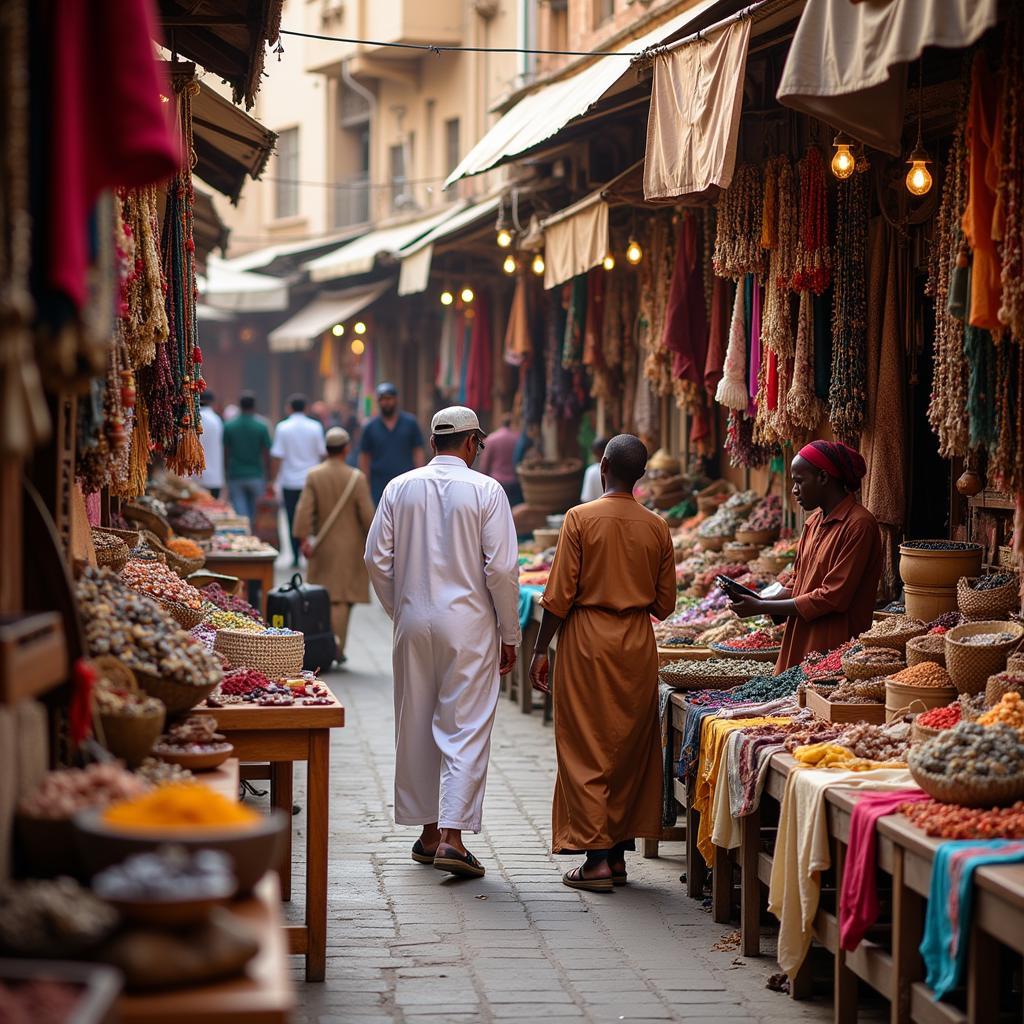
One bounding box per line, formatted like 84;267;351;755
283;572;304;592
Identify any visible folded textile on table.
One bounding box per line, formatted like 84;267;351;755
716;695;799;719
518;585;543;629
793;742;906;771
768;766;913;978
839;788;928;951
694;716;791;865
921;839;1024;999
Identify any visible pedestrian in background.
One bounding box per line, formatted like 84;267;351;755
271;394;327;566
294;428;374;666
196;390;224;498
580;436;609;502
477;413;522;506
359;383;425;505
224;392;273;523
531;435;676;892
365;406;520;879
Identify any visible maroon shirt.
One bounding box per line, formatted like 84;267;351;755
776;495;882;672
477;426;518;485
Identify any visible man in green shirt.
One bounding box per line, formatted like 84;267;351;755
224;392;273;521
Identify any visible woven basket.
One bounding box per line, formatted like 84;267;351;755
911;721;946;745
658;660;763;689
91;660;166;766
169;519;215;542
905;634;948;669
945;620;1024;695
90;529;130;572
885;680;957;722
761;552;796;575
1009;653;1024;675
999;546;1020;569
93;525;140;548
908;758;1024;808
985;671;1024;706
957;575;1020;621
160;600;204;630
697;534;729;552
141;530;204;578
841;652;906;680
214;628;304;678
857;622;927;651
132;665;217;718
734;526;780;546
516;460;583;513
653;489;689;511
723;542;761;563
709;642;780;663
123;503;172;543
649;474;687;497
695;480;735;513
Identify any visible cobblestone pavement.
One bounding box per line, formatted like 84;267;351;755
280;600;850;1024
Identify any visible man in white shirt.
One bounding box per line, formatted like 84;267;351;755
196;390;224;498
365;405;520;880
580;436;609;503
271;394;327;566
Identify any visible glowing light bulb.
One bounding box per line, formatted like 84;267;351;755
502;254;516;275
625;239;643;265
602;254;615;271
531;253;545;276
830;141;855;180
440;290;454;306
905;149;933;196
331;323;345;337
350;338;365;355
496;228;512;248
460;286;475;304
354;321;367;335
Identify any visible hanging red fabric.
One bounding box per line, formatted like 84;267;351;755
466;293;493;412
48;0;180;309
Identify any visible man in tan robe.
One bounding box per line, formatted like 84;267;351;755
530;434;676;892
294;427;375;664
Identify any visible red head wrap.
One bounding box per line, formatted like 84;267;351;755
796;441;867;491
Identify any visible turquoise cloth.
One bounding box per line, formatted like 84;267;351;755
921;839;1024;999
519;586;543;629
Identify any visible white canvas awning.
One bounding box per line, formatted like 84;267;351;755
540;192;609;289
201;256;289;312
777;0;998;156
304;206;464;283
443;0;726;188
268;281;394;353
397;195;502;296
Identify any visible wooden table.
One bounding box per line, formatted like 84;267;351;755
117;873;294;1024
202;695;345;982
203;550;279;618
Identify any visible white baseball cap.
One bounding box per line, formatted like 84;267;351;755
430;406;485;437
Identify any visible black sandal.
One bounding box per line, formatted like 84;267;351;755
562;864;613;893
411;839;437;865
433;846;485;879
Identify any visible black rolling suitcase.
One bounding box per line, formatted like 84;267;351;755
266;573;337;672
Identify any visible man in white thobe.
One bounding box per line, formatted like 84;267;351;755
365;405;520;879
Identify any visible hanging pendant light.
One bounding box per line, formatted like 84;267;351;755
905;59;933;196
440;290;454;306
602;253;615;271
460;286;475;304
502;254;517;275
625;238;643;265
830;132;855;179
531;252;545;276
495;196;513;248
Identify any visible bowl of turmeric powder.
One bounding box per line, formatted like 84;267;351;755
73;784;286;894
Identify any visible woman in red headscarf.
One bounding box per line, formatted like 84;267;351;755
729;441;882;671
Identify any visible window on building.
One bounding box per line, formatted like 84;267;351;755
593;0;614;26
390;142;407;211
275;127;299;219
444;118;460;200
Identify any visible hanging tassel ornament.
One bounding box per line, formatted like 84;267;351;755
785;290;825;433
715;282;749;410
792;147;832;293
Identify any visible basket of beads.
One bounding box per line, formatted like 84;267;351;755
91;658;166;768
168;505;216;541
695;480;735;515
658;656;766;690
90;529;131;573
957;573;1020;621
164;536;207;575
120;559;206;630
123;501;172;543
984;671;1024;708
841;646;906;680
908;722;1024;807
214;627;305;679
905;632;948;669
857;615;927;651
140;530;203;578
944;620;1024;695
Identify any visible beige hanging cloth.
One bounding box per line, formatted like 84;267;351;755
643;18;751;202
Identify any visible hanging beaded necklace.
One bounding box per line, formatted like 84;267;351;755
791;147;831;293
713;164;764;278
997;13;1024;338
828;168;870;444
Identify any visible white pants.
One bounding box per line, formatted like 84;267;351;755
392;619;500;832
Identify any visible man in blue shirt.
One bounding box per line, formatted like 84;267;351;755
359;383;425;504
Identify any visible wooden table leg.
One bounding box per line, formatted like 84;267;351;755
712;844;732;923
832;844;857;1024
891;849;922;1024
966;925;1000;1023
686;802;706;899
305;730;330;982
270;762;293;902
740;808;761;957
260;563;274;620
641;838;660;858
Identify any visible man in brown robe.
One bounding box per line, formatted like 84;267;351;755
529;434;677;892
729;440;882;672
294;427;375;664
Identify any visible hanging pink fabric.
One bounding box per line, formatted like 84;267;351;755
49;0;180;309
582;269;605;368
704;276;730;399
747;278;762;417
465;293;493;412
661;214;709;387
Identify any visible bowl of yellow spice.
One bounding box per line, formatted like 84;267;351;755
73;784;286;894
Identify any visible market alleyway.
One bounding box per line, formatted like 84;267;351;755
278;599;840;1024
